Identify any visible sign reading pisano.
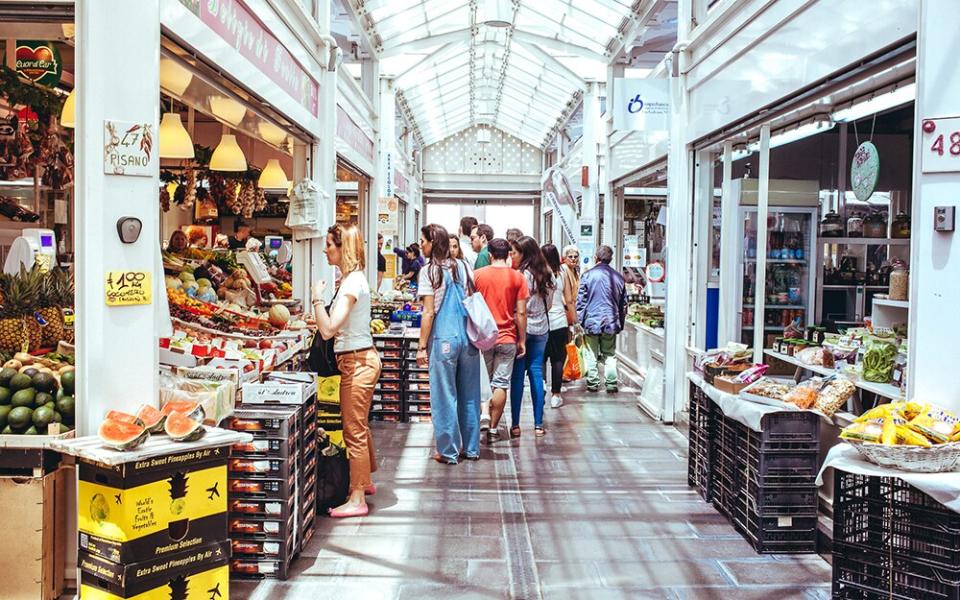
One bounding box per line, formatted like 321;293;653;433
104;120;156;177
15;40;62;86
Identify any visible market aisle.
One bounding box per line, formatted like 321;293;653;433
232;382;831;599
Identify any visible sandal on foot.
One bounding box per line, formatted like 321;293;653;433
328;504;369;518
535;426;546;437
364;484;377;496
510;426;522;439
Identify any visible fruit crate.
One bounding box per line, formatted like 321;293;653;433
833;543;960;600
834;471;960;571
686;384;715;502
753;410;820;450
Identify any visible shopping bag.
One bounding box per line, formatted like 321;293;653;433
317;432;350;512
563;341;582;381
462;267;498;351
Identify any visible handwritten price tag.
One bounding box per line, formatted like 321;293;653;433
105;271;152;306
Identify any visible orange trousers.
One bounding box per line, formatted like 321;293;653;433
336;348;381;491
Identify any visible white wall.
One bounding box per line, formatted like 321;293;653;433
423;125;542;177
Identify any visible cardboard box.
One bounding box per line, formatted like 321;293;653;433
77;448;228;564
78;541;229;600
242;380;316;405
0;466;71;600
225;408;298;439
712;375;750;395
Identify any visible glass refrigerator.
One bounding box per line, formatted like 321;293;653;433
736;206;818;346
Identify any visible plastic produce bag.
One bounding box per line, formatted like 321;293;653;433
159;371;235;425
563;332;583;382
863;339;897;383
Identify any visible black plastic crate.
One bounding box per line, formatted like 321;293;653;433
736;510;818;554
833;543;960;600
746;481;819;516
687;385;715;501
755;410;820;447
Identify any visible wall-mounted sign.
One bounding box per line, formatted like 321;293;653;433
622;236;647;269
921;117;960;173
378;197;399;236
646;261;666;283
103;120;156;177
384;152;394;197
180;0;319;117
612;79;670;133
336;106;375;162
15;41;61;86
105;271;152;306
851;141;880;201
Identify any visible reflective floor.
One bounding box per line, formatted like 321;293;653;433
233;381;831;599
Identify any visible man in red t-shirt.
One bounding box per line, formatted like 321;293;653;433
474;238;528;442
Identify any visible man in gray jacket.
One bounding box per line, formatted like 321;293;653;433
576;245;627;392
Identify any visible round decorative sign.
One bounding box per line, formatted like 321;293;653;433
646;261;666;283
851;141;880;202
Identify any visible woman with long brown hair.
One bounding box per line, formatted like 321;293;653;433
542;243;576;408
509;236;555;437
416;223;482;464
312;224;382;518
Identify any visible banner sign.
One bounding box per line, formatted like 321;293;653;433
336;106;375;162
181;0;319;117
542;166;579;244
378;197;399;236
612;79;670;133
15;41;62;86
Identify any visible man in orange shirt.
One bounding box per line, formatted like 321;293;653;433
474;238;528;442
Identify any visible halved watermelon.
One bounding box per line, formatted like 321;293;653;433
98;419;149;451
161;400;205;423
104;410;144;427
136;404;166;433
164;410;205;442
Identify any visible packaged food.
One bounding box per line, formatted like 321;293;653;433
795;346;835;368
783;384;819;409
816;378;856;416
840;421;883;443
880;417;898;445
863;339;897;383
907;409;959;444
896;424;932;447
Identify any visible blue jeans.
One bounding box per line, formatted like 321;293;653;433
510;332;548;428
428;267;481;462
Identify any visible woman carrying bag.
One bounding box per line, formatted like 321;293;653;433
417;224;482;464
542;244;576;408
312;224;381;518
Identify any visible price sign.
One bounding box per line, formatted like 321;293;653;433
921;117;960;173
105;271;152;306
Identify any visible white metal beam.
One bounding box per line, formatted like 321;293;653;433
510;29;607;62
604;0;667;60
380;27;472;57
517;41;586;91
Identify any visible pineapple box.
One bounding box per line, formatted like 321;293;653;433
77;447;228;564
79;540;229;599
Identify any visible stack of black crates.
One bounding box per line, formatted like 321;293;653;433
832;471;960;599
688;383;820;553
224;392;318;580
372;333;427;423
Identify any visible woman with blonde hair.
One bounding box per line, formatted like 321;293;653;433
312;224;382;518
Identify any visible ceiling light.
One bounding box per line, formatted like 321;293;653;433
477;0;514;27
258;159;289;190
209;134;247;171
159;113;195;159
257;121;287;146
60;89;75;128
209;96;246;126
160;58;193;96
831;83;915;123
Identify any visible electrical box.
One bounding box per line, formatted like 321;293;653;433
934;206;956;232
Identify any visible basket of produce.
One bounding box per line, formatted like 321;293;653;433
840;402;960;472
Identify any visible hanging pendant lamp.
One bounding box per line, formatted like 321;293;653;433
60;89;76;128
159;113;195;159
477;0;513;27
160;58;193;96
258;159;289;190
209;134;247;171
209;96;246;126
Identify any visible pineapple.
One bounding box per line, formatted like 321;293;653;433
0;269;41;354
38;270;65;347
53;269;75;344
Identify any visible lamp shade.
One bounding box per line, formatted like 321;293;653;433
258;159;289;190
257;121;287;146
477;0;513;27
159;58;193;96
209;96;246;126
159;113;195;159
209;134;247;171
60;89;75;128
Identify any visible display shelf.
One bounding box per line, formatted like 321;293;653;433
745;258;808;264
822;285;887;290
763;350;901;400
872;298;909;309
744;304;805;310
821;237;910;246
743;326;786;331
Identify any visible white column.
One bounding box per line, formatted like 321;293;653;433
752;125;771;365
692;149;714;349
908;0;960;408
717;141;737;346
363;61;382;287
290;141;311;306
315;2;338;302
603;65;624;251
581;81;601;251
75;0;160;435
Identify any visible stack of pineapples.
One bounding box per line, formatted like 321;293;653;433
0;267;74;353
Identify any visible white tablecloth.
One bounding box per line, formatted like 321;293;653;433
816;443;960;515
688;371;791;432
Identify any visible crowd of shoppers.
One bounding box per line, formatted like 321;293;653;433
320;216;627;514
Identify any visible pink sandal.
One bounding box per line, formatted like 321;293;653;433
328;503;369;518
364;484;377;496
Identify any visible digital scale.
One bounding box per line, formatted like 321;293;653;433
3;227;57;274
237;250;273;285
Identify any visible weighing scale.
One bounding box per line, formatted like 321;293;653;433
264;235;283;255
3;228;57;274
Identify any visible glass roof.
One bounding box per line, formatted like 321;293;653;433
354;0;648;147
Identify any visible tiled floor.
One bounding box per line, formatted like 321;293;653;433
233;381;831;599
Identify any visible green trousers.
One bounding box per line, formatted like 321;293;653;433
583;333;619;391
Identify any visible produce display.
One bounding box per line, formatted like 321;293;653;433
0;267;75;353
627;302;664;328
742;378;794;401
0;352;75;435
370;318;387;334
862;339;897;383
841;402;960;447
96;401;206;451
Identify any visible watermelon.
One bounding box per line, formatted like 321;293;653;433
98;419;149;451
136;404;166;433
104;410;144;427
161;400;205;423
164;411;205;442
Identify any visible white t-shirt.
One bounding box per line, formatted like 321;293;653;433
547;272;567;331
459;236;478;267
418;259;472;310
333;271;373;353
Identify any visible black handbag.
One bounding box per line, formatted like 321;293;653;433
307;295;340;376
317;435;350;512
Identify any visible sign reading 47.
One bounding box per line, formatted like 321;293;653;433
103;120;156;177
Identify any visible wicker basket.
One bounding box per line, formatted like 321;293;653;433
846;440;960;473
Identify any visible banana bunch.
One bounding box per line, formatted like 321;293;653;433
370;319;387;334
841;401;960;447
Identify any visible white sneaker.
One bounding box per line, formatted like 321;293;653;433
487;428;501;443
480;414;491;432
550;395;563;408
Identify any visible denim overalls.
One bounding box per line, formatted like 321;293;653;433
429;264;481;463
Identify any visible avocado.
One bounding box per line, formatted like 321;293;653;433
31;373;57;394
0;368;17;387
8;373;32;392
0;387;10;406
7;406;33;431
11;388;36;408
0;405;11;430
